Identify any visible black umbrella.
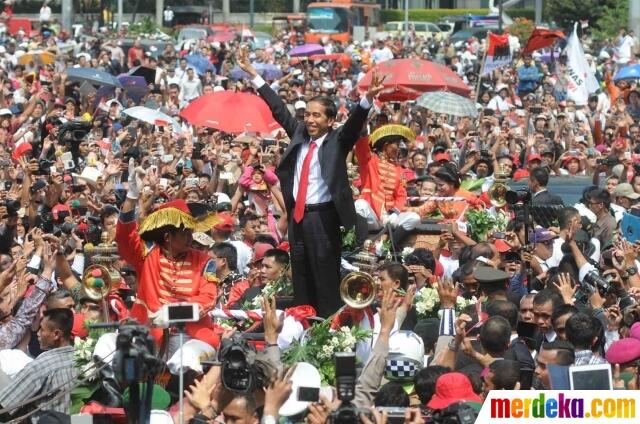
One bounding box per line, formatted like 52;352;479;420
128;66;156;85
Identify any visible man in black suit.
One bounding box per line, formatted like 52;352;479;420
237;48;385;317
529;167;564;205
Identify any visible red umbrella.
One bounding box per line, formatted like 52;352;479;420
208;31;236;43
180;92;281;134
357;58;471;102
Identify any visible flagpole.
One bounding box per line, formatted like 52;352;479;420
475;32;490;102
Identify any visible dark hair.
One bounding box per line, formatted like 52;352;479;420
307;96;337;120
587;188;611;208
486;300;518;329
46;289;73;309
530;167;550;187
551;304;578;326
263;248;289;266
378;262;409;290
558;207;580;231
480;316;511;355
374;382;410;407
470;242;494;262
239;212;259;229
254;234;277;247
43;308;74;340
489;360;520;390
453;260;479;284
211;242;238;272
414;318;440;354
533;289;563;311
566;312;599;350
409;248;436;273
414;366;450;405
541;340;575;365
412;151;428;162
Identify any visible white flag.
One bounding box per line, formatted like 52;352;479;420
565;22;599;105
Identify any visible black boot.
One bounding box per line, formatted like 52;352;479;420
391;226;411;252
355;214;370;248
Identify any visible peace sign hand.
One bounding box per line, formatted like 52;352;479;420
365;70;387;103
236;46;258;78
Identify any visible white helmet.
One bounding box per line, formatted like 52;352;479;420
385;331;425;381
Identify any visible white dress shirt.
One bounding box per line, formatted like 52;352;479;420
251;74;372;205
293;132;331;204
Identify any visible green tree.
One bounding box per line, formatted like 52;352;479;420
507;17;536;46
591;1;629;40
545;0;618;31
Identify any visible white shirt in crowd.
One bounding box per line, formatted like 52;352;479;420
39;4;51;22
180;77;202;101
371;47;394;64
163;8;174;22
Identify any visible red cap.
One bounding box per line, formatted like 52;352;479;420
72;313;89;338
213;212;234;232
562;155;580;166
52;203;71;220
427;372;482;410
252;242;272;263
526;153;541;163
606;338;640;365
494;239;511;253
434;152;451;162
156;199;191;214
11;141;32;161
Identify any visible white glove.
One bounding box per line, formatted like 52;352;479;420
148;310;166;328
126;158;146;200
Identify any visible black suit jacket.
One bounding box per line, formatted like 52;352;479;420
257;84;369;229
531;189;564;206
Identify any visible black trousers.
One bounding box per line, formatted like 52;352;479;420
288;204;342;317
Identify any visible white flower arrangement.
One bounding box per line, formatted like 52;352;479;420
401;247;415;258
317;326;361;360
414;286;478;319
74;336;98;380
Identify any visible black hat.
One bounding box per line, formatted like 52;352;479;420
474;266;509;294
434;163;460;188
474;266;509;283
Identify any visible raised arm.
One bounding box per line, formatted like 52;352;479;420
236;47;299;137
339;70;386;151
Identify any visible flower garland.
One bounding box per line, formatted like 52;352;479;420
282;319;371;384
413;286;478;319
246;275;294;310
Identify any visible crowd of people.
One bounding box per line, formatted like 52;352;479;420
1;8;640;424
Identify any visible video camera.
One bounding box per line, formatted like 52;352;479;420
218;333;268;394
505;188;532;205
58;120;92;145
112;321;163;384
431;402;478;424
330;353;374;424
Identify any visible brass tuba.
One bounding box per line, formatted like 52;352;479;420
81;264;113;301
339;271;378;309
487;163;511;208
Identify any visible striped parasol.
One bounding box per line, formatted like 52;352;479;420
415;91;478;118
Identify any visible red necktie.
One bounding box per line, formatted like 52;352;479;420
293;141;317;223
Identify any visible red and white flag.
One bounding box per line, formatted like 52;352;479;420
481;32;512;76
